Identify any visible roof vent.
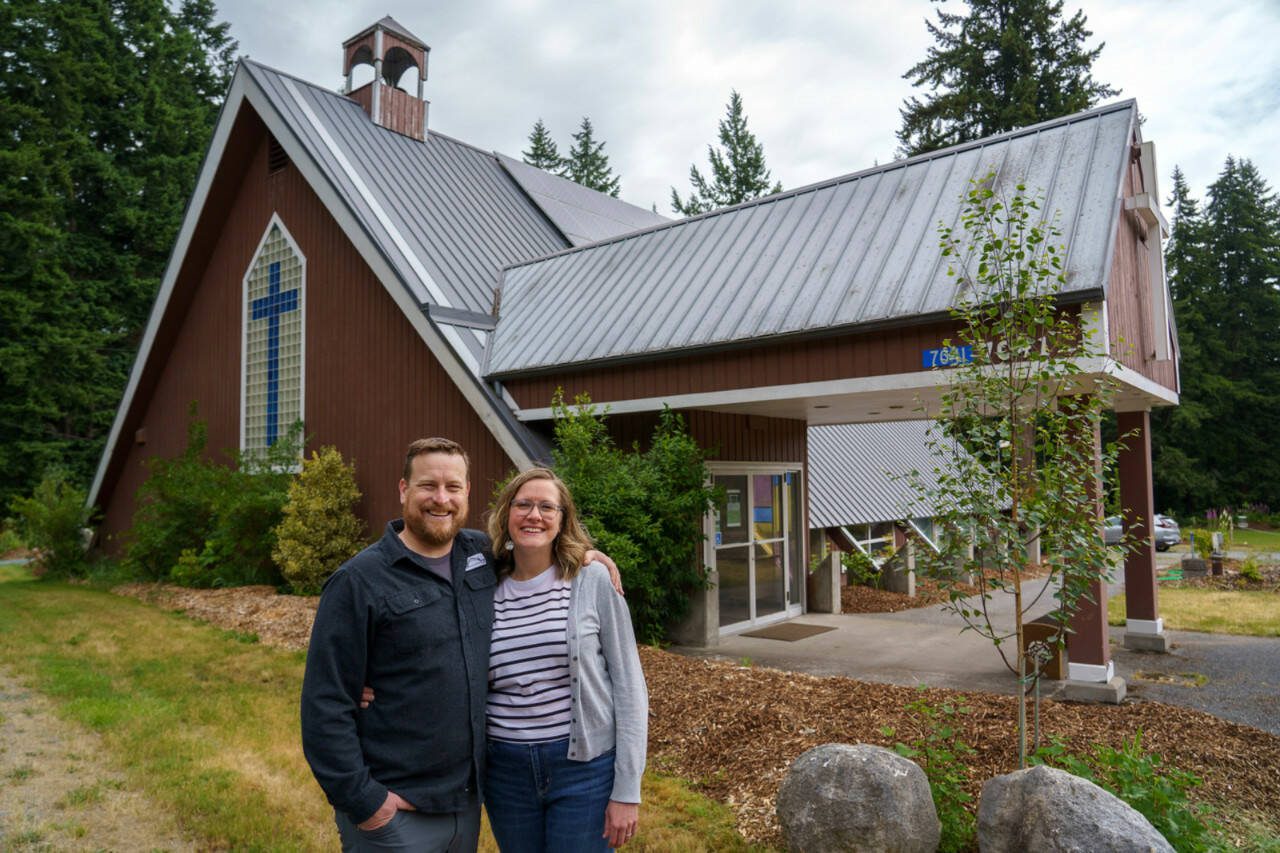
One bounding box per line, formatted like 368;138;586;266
267;135;289;173
342;16;430;141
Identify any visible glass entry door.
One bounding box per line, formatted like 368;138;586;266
710;467;804;633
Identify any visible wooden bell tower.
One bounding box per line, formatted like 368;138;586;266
343;17;430;141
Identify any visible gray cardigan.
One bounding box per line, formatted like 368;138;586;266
565;562;649;804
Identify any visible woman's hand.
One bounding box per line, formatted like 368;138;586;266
603;800;639;848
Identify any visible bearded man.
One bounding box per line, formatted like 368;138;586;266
301;438;617;852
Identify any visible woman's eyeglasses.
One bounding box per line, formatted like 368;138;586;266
511;499;563;517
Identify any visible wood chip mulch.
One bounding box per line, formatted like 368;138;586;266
112;583;1280;849
841;564;1051;614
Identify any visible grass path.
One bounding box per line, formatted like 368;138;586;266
0;571;755;851
0;668;196;850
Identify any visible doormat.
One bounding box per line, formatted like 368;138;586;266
740;622;837;642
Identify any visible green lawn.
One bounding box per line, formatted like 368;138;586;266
1227;527;1280;551
1109;587;1280;636
0;569;760;851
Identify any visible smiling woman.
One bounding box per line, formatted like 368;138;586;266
484;468;648;852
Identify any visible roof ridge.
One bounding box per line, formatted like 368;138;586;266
500;99;1139;274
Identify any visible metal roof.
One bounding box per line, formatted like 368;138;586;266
808;421;964;528
498;154;669;246
486;100;1138;377
345;16;428;49
246;60;569;315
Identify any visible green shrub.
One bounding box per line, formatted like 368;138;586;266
882;692;976;853
1239;555;1262;583
1035;732;1221;851
273;447;367;594
123;411;300;587
551;393;716;645
1190;528;1214;560
0;525;26;556
841;548;881;588
8;468;92;578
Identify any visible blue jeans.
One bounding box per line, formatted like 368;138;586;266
484;738;614;853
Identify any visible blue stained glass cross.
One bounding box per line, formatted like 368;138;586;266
251;261;299;446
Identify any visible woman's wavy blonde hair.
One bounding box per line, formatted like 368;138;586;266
488;468;592;580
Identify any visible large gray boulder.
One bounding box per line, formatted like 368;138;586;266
978;765;1173;852
777;743;940;852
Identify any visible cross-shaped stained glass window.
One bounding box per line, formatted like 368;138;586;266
243;222;303;453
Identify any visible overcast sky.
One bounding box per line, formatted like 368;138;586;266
217;0;1280;215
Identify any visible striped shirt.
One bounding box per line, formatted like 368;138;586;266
486;566;573;743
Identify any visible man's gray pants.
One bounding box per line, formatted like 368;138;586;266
334;806;481;852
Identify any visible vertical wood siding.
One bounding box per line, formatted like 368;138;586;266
603;411;806;465
503;320;968;410
97;112;514;551
1105;150;1178;392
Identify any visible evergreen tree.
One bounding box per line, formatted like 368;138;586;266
521;118;563;172
1152;159;1280;513
561;117;621;197
0;0;237;507
670;90;782;216
897;0;1118;156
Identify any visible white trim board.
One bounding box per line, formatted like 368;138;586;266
513;356;1179;422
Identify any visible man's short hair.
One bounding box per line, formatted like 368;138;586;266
403;437;470;481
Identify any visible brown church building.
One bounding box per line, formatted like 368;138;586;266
91;18;1179;694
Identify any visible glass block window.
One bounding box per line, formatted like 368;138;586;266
242;221;304;452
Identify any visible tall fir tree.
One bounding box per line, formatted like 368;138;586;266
522;118;562;172
897;0;1118;156
561;117;621;197
0;0;237;507
1152;159;1280;513
670;90;782;216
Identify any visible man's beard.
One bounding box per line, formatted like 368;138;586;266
404;503;468;548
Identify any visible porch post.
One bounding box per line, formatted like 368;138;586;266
1118;410;1168;652
1063;398;1125;702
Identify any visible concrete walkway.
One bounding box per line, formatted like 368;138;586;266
673;555;1280;736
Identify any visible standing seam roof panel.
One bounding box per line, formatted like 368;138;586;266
798;179;880;328
486;100;1138;376
678;202;783;350
864;155;956;321
636;213;740;353
727;190;824;340
613;219;709;355
772;182;850;332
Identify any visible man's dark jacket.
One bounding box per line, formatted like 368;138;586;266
300;521;495;824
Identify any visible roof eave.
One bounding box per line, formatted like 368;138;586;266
485;287;1104;382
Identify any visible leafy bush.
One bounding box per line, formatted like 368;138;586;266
123;412;300;587
882;692;976;853
0;525;27;556
1239;555;1262;583
1189;528;1214;560
1035;732;1221;851
841;548;881;588
551;393;717;644
8;468;93;578
273;446;367;594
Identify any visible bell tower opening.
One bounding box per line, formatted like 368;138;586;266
342;16;431;141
